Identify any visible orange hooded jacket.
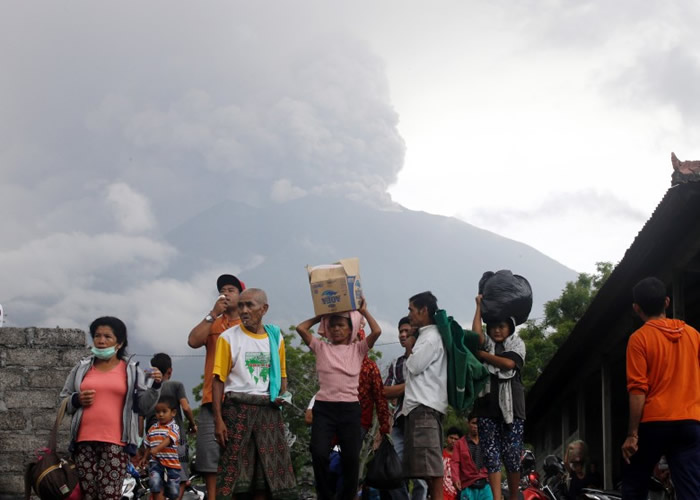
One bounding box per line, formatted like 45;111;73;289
626;318;700;423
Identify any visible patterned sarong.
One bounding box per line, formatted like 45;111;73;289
216;392;296;500
74;442;129;500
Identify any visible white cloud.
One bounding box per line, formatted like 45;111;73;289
106;182;156;233
0;232;176;301
271;179;307;203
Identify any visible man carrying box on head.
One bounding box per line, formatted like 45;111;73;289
212;288;296;500
187;274;244;500
402;291;448;500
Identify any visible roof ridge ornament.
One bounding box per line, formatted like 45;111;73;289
671;152;700;186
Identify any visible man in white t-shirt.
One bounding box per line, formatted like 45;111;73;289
402;291;448;500
211;288;296;499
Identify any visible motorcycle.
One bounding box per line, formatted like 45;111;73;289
502;450;550;500
580;476;674;500
182;453;207;500
121;462;150;500
520;450;549;500
540;455;568;500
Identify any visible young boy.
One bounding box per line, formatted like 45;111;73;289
143;395;182;500
442;427;462;500
146;353;197;500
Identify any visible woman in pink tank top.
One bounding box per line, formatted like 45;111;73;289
60;317;163;500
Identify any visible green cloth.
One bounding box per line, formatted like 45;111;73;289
264;324;282;403
435;309;489;411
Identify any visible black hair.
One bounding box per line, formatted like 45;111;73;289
633;277;668;317
157;394;178;411
486;318;515;336
398;316;411;328
329;315;352;329
89;316;128;359
409;291;438;319
467;413;477;421
446;426;463;437
150;353;172;375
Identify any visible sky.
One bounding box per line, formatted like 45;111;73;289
3;1;700;345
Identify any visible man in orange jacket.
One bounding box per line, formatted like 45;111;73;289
621;277;700;499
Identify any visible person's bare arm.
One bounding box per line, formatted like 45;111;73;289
149;436;173;455
140;448;151;467
622;393;646;463
281;377;288;394
477;351;516;370
359;299;382;348
188;295;229;348
473;295;486;347
383;383;405;399
296;316;320;346
212;377;227;446
304;409;313;426
180;398;197;434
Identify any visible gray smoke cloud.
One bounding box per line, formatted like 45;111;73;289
1;3;405;243
0;2;405;344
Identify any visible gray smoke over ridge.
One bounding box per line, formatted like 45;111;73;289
0;2;405;343
1;3;405;244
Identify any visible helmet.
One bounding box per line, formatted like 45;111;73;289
543;455;565;476
521;449;536;472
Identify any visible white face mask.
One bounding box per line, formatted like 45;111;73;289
91;345;117;360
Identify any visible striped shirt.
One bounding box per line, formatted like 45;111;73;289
384;354;407;420
145;421;181;469
310;337;369;402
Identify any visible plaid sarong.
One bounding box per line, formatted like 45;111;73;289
216;392;296;500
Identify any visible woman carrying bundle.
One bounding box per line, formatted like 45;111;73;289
471;295;526;500
296;299;382;500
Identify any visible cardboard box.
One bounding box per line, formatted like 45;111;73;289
307;258;363;316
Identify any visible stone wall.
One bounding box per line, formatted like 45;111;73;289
0;327;88;499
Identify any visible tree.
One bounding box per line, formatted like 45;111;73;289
280;330;319;473
520;262;613;391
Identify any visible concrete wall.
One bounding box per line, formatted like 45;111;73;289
0;327;88;499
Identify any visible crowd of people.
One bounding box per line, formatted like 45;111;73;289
57;274;699;500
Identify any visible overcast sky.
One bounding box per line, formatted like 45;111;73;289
3;1;700;345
